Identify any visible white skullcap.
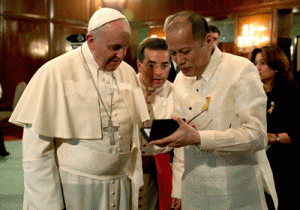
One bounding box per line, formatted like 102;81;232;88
88;8;127;32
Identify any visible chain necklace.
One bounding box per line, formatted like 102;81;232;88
81;46;118;145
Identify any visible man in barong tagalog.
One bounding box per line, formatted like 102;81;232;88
9;8;149;210
150;10;278;209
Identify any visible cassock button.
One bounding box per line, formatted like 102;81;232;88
142;151;145;154
148;101;151;104
119;148;122;152
111;191;115;195
189;107;192;110
197;89;199;92
111;203;115;207
143;144;146;147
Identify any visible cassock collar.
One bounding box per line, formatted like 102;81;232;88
199;46;222;82
81;42;100;84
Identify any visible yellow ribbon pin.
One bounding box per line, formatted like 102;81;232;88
202;96;211;112
187;96;211;124
268;101;275;114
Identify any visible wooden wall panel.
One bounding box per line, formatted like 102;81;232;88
52;24;87;58
0;0;299;109
2;0;47;17
91;0;103;15
124;28;139;71
192;0;230;18
124;0;175;22
2;19;48;106
229;0;300;14
53;0;90;22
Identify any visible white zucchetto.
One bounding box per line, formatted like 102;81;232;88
88;8;127;32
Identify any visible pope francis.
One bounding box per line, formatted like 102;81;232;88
9;8;149;210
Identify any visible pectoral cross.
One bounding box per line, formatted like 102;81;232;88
103;119;119;145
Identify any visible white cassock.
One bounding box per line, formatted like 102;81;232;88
9;42;149;210
173;46;278;210
137;77;184;210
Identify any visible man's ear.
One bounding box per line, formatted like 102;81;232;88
137;60;143;73
206;33;214;47
86;33;95;50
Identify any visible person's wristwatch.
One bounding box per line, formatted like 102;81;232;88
275;134;280;143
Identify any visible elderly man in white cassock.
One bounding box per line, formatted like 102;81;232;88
9;8;149;210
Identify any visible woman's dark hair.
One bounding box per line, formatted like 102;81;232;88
249;45;294;86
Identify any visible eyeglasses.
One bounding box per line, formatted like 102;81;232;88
145;63;171;70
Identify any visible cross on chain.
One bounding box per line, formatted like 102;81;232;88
103;119;119;145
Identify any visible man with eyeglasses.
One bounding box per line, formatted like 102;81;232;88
137;37;184;210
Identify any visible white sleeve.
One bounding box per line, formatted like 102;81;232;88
171;147;185;198
22;124;64;210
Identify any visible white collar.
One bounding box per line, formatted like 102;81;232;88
200;46;222;82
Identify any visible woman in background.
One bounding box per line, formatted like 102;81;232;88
250;45;299;209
